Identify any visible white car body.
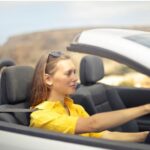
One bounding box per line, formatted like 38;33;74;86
68;28;150;75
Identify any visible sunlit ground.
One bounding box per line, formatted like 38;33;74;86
101;73;150;88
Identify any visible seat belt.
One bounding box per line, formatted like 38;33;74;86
0;108;38;113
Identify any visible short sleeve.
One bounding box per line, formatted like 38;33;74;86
74;104;108;138
30;110;78;134
74;104;90;117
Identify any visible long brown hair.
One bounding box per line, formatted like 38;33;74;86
30;51;70;107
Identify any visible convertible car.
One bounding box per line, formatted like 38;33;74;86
0;28;150;150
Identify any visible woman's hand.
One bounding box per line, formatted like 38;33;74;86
144;104;150;113
101;130;149;142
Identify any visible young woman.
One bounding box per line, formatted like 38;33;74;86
30;50;150;142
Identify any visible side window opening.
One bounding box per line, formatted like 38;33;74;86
101;58;150;88
69;52;150;88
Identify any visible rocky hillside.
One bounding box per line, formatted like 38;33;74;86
0;28;87;66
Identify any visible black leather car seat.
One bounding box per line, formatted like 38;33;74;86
71;55;139;132
0;58;16;105
0;66;34;125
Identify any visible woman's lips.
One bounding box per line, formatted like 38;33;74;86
70;83;77;88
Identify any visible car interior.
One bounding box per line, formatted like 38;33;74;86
71;55;139;132
0;55;150;150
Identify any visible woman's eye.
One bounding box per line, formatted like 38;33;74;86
65;71;71;76
65;70;76;76
66;72;71;76
73;70;77;74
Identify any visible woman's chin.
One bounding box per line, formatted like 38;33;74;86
68;89;76;95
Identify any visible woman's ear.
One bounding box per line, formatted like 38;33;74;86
44;74;53;86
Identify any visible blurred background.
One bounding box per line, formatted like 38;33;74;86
0;1;150;87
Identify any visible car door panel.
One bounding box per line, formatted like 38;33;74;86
115;87;150;107
115;87;150;131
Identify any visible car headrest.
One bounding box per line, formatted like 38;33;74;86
80;55;104;85
1;66;34;104
0;58;15;70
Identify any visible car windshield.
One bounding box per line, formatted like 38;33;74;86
125;34;150;48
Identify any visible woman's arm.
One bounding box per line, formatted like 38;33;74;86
75;104;150;134
101;130;149;142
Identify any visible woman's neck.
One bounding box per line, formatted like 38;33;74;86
48;91;65;105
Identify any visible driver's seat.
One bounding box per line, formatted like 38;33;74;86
0;65;34;125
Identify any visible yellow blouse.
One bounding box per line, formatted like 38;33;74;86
30;97;106;138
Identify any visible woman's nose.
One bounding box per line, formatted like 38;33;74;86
72;73;78;81
74;75;78;82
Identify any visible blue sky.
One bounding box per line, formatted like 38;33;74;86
0;1;150;45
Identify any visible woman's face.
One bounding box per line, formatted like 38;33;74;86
46;59;78;96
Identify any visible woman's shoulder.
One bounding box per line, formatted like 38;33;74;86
66;97;85;110
73;103;85;110
34;100;53;110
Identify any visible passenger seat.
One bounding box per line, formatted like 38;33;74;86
71;55;139;132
